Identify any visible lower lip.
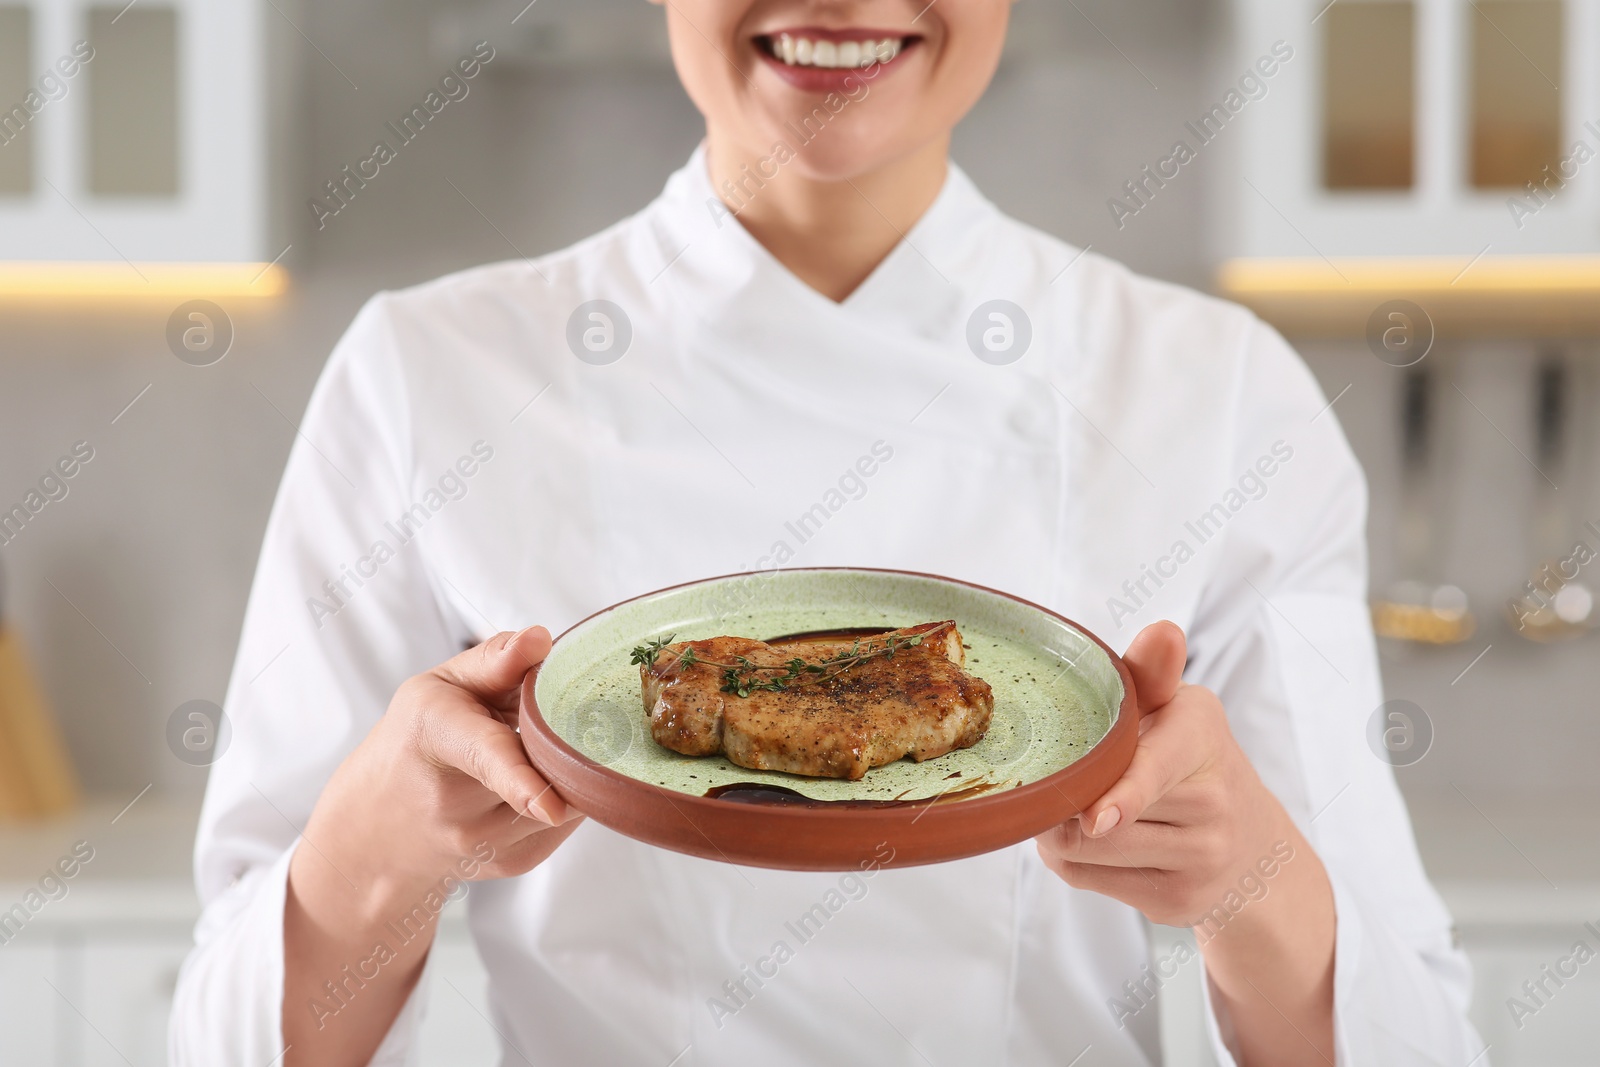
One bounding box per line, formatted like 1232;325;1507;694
755;41;916;93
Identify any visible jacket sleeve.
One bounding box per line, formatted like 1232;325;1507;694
168;295;468;1065
1183;320;1487;1066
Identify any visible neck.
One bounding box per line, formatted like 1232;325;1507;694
705;132;950;302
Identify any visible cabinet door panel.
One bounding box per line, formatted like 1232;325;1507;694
76;933;193;1067
1464;934;1600;1067
418;932;501;1067
0;940;61;1065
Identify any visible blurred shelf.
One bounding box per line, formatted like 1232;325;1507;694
0;796;196;884
0;795;487;931
1407;788;1600;897
1218;256;1600;339
5;791;1593;929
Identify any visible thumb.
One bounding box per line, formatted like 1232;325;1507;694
433;626;553;700
1123;620;1185;716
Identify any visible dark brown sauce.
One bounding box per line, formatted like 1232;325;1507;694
703;783;904;808
704;778;1010;808
764;626;894;647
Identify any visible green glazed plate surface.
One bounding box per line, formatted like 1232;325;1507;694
534;570;1124;804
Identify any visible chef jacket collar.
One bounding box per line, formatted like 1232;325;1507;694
649;143;1001;343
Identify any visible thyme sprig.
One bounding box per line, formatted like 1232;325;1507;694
629;634;677;669
629;621;955;699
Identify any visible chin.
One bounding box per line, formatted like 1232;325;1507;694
769;125;924;183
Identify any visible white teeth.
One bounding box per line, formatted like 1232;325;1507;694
770;33;903;69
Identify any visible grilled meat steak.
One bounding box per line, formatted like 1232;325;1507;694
639;621;994;780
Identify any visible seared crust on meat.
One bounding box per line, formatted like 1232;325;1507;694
639;622;993;780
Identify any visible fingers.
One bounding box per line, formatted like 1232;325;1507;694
1080;686;1217;838
1036;816;1196;869
475;791;586;850
1124;620;1186;715
421;708;572;826
1078;621;1188;837
432;626;553;702
478;817;587;878
1035;843;1174;907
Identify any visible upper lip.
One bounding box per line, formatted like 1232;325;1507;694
755;26;917;43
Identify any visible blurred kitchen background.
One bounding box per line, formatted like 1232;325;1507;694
1;0;1597;1062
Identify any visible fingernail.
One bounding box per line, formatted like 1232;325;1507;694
506;626;535;653
526;799;556;826
1091;806;1121;836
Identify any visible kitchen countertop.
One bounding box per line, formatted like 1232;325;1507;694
2;791;1596;928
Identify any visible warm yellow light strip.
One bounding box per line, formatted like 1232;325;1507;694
1218;255;1600;297
1218;255;1600;336
0;261;289;299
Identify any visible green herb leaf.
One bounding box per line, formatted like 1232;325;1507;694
629;633;677;668
651;622;957;699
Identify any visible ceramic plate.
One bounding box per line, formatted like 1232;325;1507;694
519;568;1138;870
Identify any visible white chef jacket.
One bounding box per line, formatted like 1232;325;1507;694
171;147;1483;1066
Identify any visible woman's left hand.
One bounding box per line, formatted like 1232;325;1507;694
1035;620;1337;1065
1035;620;1295;925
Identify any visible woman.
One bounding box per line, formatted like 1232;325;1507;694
171;1;1482;1064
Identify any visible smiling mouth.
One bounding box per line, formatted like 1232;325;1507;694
756;32;917;70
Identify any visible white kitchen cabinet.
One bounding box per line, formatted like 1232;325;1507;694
0;0;297;268
8;893;1600;1066
1223;0;1600;259
0;891;500;1066
417;933;505;1067
1464;930;1600;1067
0;923;220;1067
1216;0;1600;334
74;933;197;1066
0;940;64;1064
5;802;1600;1064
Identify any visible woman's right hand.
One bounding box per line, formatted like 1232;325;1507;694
306;624;582;886
284;626;582;1066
